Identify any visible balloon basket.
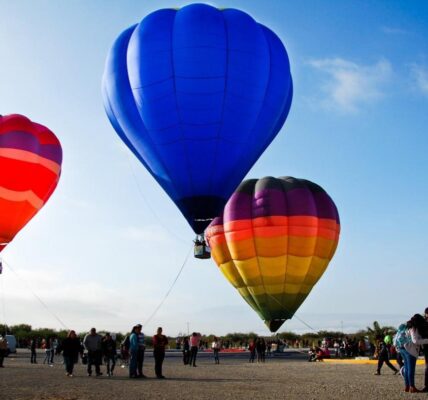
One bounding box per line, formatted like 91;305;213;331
194;235;211;259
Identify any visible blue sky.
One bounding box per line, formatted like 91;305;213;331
0;0;427;335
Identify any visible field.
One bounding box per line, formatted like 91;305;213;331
0;350;426;399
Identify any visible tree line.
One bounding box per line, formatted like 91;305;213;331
0;321;396;348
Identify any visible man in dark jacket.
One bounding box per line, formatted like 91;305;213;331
102;333;117;377
30;338;37;364
153;327;168;379
61;330;82;377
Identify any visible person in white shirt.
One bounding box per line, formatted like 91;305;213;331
211;337;221;364
401;314;428;393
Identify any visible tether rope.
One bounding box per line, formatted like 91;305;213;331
1;258;69;330
144;245;192;327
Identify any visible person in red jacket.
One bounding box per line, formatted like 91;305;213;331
153;327;169;379
249;339;256;363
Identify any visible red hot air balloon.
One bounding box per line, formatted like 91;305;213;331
0;114;62;252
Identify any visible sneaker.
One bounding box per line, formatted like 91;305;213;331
96;372;103;377
87;373;92;377
373;372;380;375
69;374;73;378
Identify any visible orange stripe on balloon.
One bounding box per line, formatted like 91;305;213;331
220;217;339;241
0;148;61;175
224;216;339;231
0;186;44;209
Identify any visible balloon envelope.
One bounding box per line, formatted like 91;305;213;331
206;176;340;332
0;114;62;252
102;3;293;233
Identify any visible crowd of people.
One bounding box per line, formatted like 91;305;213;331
1;308;427;392
305;308;428;393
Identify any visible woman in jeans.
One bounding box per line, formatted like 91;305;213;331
211;337;221;364
401;314;428;393
189;332;201;367
61;330;82;377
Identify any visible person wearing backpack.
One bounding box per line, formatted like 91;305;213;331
400;314;428;393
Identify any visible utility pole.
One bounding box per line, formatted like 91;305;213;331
187;322;189;336
341;320;344;334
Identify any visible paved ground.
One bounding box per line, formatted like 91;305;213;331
0;350;426;399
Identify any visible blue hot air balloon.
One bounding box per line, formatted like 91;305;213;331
102;3;293;234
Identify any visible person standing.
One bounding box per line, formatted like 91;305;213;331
102;333;117;377
421;308;428;392
401;314;428;393
51;337;58;364
249;339;256;363
83;328;103;376
129;326;138;378
256;338;266;363
182;337;190;365
189;332;201;367
61;330;82;377
43;338;52;365
136;324;146;377
153;327;169;379
0;335;7;367
30;338;37;364
211;336;221;364
129;324;146;378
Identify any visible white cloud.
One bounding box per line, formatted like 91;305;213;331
411;64;428;95
0;263;165;332
308;58;392;113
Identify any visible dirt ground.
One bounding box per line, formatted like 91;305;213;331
0;352;426;400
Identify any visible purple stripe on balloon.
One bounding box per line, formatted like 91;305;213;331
223;188;339;223
0;131;62;165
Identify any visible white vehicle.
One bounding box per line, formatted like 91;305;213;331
5;335;17;355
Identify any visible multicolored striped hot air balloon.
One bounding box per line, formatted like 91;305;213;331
0;114;62;252
206;176;340;332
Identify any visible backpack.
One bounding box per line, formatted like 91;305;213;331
393;324;411;349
